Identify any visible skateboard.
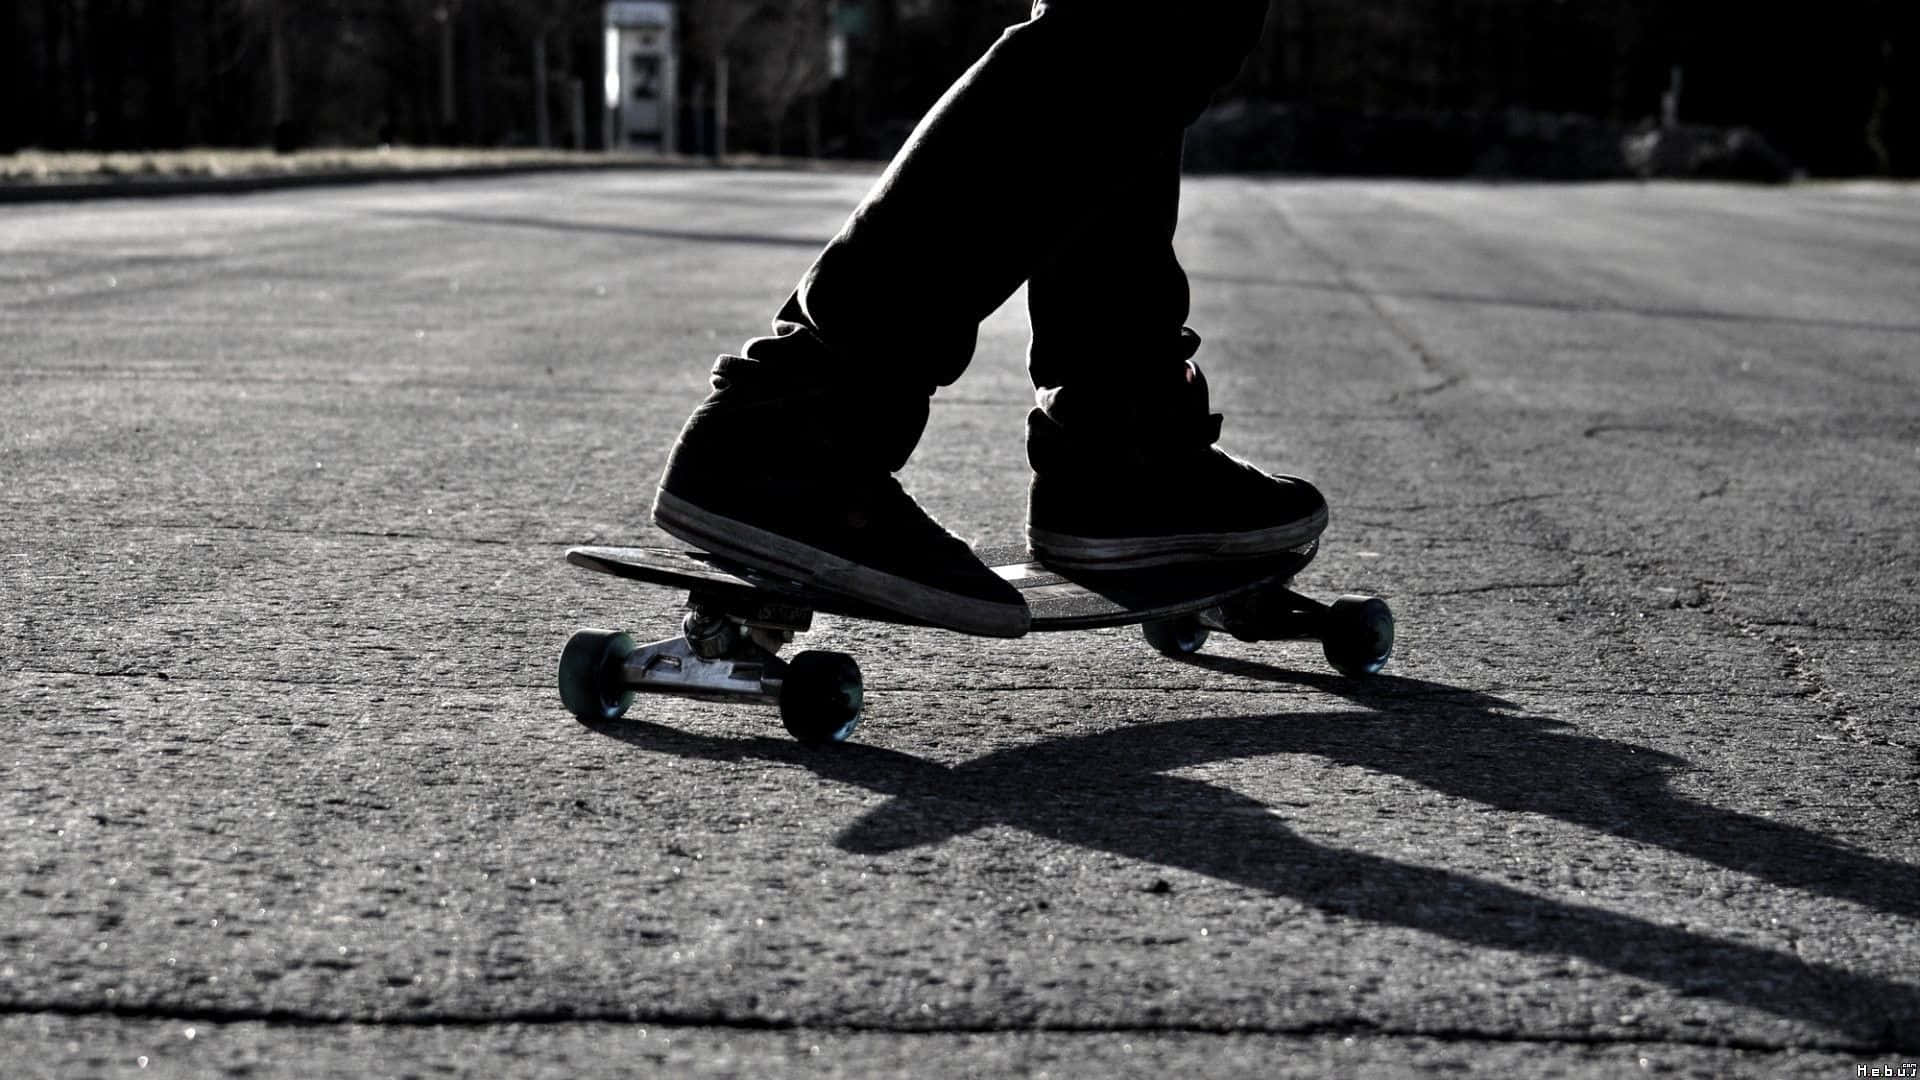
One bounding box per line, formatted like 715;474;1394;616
557;539;1394;745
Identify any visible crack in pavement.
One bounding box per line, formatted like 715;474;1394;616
1252;185;1469;404
1345;492;1574;514
1415;579;1583;596
0;1001;1894;1056
3;366;626;401
1694;584;1875;746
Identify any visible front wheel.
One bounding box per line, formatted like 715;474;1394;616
558;629;638;722
1321;596;1394;677
779;650;864;745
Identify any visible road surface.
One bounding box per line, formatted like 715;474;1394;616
3;169;1917;1076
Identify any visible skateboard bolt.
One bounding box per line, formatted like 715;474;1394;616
682;609;741;659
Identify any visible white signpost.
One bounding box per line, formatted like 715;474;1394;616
603;1;677;152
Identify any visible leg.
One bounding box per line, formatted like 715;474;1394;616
1019;6;1328;570
1025;129;1192;435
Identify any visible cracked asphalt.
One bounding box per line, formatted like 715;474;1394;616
3;170;1917;1077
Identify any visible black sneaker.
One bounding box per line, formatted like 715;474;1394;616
653;356;1030;638
1025;363;1327;572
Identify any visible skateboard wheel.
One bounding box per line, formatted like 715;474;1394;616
1142;614;1210;656
1322;596;1393;677
558;629;638;722
779;650;863;745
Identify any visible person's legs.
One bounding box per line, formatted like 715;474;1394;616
656;1;1298;631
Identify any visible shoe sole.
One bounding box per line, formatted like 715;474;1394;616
1028;504;1329;572
653;490;1031;638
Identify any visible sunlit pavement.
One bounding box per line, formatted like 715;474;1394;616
2;171;1916;1076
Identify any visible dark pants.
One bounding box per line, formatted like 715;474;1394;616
739;0;1271;456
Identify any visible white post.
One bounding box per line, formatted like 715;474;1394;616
602;22;619;150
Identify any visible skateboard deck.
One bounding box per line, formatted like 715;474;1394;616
564;541;1320;632
559;538;1391;746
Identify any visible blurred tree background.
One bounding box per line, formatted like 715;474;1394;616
2;0;1914;176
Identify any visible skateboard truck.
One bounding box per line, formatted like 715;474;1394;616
559;591;863;745
1143;586;1395;677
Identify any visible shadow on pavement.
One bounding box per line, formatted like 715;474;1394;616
582;670;1919;1048
1177;653;1920;924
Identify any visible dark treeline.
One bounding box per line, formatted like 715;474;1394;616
4;0;1914;176
1233;0;1917;176
2;0;605;151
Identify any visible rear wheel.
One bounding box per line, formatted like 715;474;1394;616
1142;613;1210;656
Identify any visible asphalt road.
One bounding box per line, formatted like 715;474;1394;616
3;169;1917;1077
